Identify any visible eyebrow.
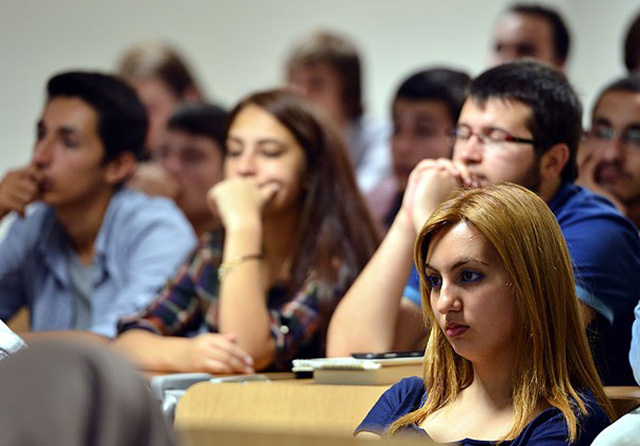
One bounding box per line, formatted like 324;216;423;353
414;115;440;124
393;111;438;121
36;121;81;137
592;117;613;126
424;257;489;271
226;136;286;146
456;122;523;135
256;138;286;146
593;117;640;131
58;127;80;138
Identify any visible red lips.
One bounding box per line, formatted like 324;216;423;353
445;321;469;338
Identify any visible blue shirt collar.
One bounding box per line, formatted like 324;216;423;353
35;189;127;286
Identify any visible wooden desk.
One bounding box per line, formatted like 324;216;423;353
174;380;640;444
180;428;435;446
604;386;640;419
174;381;389;437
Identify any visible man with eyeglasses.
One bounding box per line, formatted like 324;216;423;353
328;61;640;386
578;74;640;229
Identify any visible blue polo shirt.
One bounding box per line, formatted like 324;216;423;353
404;183;640;385
0;188;197;338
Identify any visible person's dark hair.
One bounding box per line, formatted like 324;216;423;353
468;60;582;183
117;41;200;98
624;12;640;72
166;103;228;150
394;67;471;124
286;30;364;121
508;3;571;66
226;89;379;303
592;73;640;115
47;71;148;162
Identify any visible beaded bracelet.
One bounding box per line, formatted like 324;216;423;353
218;253;263;281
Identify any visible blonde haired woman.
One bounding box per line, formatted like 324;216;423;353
356;183;611;445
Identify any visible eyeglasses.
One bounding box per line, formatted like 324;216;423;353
585;124;640;151
454;126;536;147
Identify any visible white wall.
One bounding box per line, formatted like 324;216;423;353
0;0;637;172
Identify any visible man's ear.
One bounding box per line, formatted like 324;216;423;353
103;152;137;186
539;143;570;181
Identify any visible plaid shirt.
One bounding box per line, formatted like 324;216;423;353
119;229;347;370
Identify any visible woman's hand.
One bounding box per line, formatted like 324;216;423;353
206;177;279;230
179;333;255;374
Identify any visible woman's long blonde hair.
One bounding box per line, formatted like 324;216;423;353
389;183;612;441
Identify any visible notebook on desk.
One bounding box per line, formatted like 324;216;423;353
292;356;423;385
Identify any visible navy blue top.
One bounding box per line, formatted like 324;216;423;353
403;184;640;385
356;377;610;445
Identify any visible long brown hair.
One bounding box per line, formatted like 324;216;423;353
225;89;379;302
390;183;611;441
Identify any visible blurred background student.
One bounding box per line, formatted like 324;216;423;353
366;67;470;232
152;103;228;237
286;30;391;195
117;41;204;155
488;3;571;70
118;41;210;201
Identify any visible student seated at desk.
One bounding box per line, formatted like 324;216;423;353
115;89;379;373
356;184;612;445
0;71;196;342
142;102;228;237
366;67;470;233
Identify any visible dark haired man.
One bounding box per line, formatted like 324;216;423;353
0;71;196;341
489;3;571;70
154;103;228;237
367;68;470;232
329;61;640;386
578;74;640;229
